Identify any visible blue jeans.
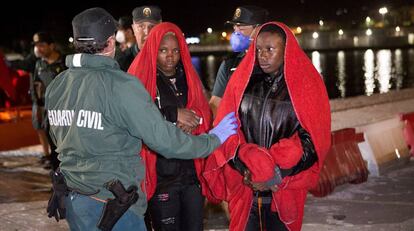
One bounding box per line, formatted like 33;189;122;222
65;192;147;231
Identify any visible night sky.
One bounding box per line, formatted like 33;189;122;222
1;0;413;49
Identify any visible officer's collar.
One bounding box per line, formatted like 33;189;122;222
237;51;246;58
65;53;120;69
132;44;140;56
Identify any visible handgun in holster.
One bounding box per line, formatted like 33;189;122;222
47;169;69;221
97;179;139;231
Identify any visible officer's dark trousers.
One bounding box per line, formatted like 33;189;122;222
45;122;60;170
148;183;204;231
245;193;288;231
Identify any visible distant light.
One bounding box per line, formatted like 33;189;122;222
185;37;200;44
409;33;414;44
207;28;213;34
312;32;319;39
338;29;344;36
379;7;388;15
365;16;371;23
395;26;401;32
366;29;372;36
336;10;341;16
296;27;302;34
353;36;359;46
221;32;227;38
68;37;74;43
319;20;324;26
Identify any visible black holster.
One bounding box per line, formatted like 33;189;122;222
97;179;139;231
47;169;69;221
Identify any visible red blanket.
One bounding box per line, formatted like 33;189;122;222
203;22;331;231
0;53;16;102
128;22;215;201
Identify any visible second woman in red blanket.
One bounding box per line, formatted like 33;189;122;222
128;22;214;231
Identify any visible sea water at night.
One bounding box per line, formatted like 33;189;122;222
193;48;414;99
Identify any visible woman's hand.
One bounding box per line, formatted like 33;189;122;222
243;169;278;192
243;169;253;187
177;108;200;133
177;122;195;134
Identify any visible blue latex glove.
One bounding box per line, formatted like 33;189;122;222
209;112;238;144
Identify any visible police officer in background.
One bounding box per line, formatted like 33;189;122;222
114;6;162;72
45;7;237;231
114;16;136;71
31;32;65;170
209;6;268;116
131;5;162;54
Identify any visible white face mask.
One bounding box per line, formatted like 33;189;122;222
115;30;126;44
34;46;41;58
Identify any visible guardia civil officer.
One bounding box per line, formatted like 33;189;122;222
209;6;268;116
45;7;237;231
131;5;162;53
114;6;162;72
31;32;65;170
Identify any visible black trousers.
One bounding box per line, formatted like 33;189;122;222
148;183;204;231
45;122;60;170
245;194;288;231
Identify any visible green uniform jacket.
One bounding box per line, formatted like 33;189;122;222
45;53;221;217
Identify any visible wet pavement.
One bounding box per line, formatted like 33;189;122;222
0;146;413;231
0;156;51;203
303;158;414;231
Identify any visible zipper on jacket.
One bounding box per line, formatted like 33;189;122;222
259;80;276;147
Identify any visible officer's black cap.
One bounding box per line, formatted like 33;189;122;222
132;6;162;23
118;16;133;30
32;32;54;44
72;7;117;43
226;6;269;26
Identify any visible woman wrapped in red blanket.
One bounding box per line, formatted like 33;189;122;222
204;22;331;231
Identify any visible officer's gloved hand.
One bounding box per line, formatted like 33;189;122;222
47;170;69;222
209;112;238;144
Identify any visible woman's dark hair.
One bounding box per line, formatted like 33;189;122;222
73;40;108;54
259;24;286;42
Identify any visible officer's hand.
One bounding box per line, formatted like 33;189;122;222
209;112;238;144
177;108;200;129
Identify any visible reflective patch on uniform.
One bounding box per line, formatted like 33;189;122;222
157;193;169;202
48;110;75;126
76;110;104;130
161;217;175;225
73;53;82;67
49;109;104;130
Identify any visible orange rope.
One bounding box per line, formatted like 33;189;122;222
258;196;263;231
